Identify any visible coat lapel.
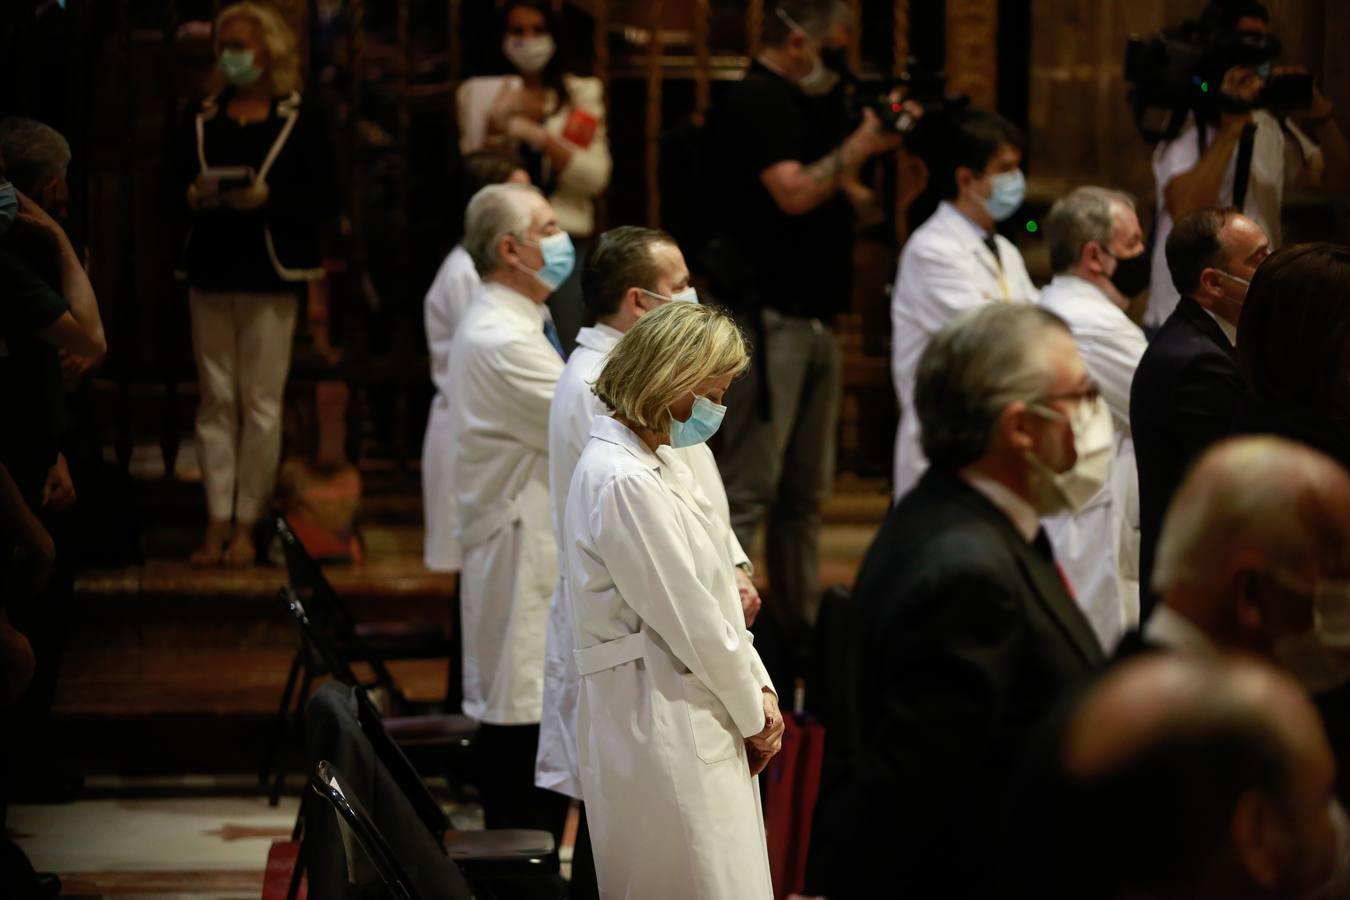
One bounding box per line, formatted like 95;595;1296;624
1176;297;1235;358
940;474;1105;666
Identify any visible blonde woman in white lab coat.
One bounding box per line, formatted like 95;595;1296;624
565;302;782;899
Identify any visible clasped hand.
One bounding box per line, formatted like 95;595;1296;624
746;689;785;776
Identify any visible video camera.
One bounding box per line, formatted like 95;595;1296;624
1124;20;1313;143
841;58;970;153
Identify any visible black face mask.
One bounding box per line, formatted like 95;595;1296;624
1109;250;1151;299
819;45;850;76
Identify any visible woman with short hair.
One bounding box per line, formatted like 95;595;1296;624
177;1;336;566
563;302;782;899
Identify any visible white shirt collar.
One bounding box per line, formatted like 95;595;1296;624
589;414;661;470
482;280;547;326
1049;273;1111;305
961;471;1040;543
574;323;624;354
942;200;994;245
1201;307;1238;346
1142;605;1217;656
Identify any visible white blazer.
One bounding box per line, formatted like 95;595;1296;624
535;324;750;800
566;415;774;899
445;281;564;724
421;244;480;572
457;74;612;237
890;201;1038;499
1038;274;1146;651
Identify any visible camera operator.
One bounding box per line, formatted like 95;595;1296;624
1146;0;1350;331
701;0;900;664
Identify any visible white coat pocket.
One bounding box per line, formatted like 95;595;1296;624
680;673;741;765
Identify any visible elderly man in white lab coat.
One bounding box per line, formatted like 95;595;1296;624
535;226;759;896
891;109;1037;500
421;152;529;573
444;182;569;837
1038;187;1150;652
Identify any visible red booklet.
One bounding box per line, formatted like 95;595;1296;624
562;108;599;148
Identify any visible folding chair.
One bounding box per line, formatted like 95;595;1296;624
309;761;423;900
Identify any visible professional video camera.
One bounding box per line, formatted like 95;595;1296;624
847;60;970;138
1124;19;1313;144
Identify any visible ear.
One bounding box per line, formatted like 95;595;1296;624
998;401;1035;454
1197;266;1225;298
497;233;522;267
955;165;977;195
622;286;647;318
1230;789;1288;890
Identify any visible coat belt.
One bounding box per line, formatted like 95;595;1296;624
574;632;648;677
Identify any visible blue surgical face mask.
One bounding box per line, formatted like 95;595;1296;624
219;48;262;87
0;182;18;236
981;169;1025;222
518;231;576;291
669;394;726;449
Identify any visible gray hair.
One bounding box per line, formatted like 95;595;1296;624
1153;436;1350;592
915;304;1070;471
463;183;542;278
1046;186;1135;273
764;0;852;46
0;117;70;195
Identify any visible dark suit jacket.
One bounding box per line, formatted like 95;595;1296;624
837;469;1104;899
1131;297;1243;618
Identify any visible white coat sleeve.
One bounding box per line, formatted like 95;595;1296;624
1080;324;1148;431
902;243;996;335
591;473;768;739
554;79;612;199
489;336;565;455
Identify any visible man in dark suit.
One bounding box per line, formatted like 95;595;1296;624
1131;207;1269;617
838;304;1106;899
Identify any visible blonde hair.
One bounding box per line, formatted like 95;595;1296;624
594;303;749;433
212;2;303;96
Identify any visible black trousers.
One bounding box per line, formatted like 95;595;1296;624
474;723;570;844
570;802;599;900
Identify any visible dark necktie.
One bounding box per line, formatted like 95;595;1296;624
983;235;1002;271
1034;527;1077;600
542;319;565;359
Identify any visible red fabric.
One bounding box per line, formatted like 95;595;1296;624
561;108;599;148
764;713;826;900
262;840;306;900
1056;562;1077;600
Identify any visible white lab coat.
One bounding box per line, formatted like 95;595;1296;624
535;324;750;800
421;244;480;572
891;201;1038;499
445;281;565;724
1038;274;1146;652
566;415;774;899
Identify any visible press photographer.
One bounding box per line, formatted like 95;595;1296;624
1131;0;1349;330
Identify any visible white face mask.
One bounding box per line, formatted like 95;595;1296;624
774;7;839;97
1272;578;1350;694
641;286;699;306
1024;394;1114;515
503;34;555;75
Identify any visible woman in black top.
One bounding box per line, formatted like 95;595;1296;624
178;1;335;566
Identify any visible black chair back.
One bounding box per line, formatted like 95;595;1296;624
286;590;450;842
275;514;407;704
311;760;418;900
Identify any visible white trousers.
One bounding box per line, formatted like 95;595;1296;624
189;288;298;523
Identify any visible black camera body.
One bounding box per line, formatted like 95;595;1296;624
847;59;970;152
1124;21;1311;143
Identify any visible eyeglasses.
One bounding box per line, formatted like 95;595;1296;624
1034;382;1101;408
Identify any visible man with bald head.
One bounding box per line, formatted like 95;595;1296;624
1132;436;1350;685
1042;654;1340;900
1131;207;1271;614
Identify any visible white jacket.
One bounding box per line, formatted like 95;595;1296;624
421;245;480;572
457;74;612;237
566;415;774;899
535;324;749;800
445;281;564;724
1038;274;1146;651
891;201;1038;499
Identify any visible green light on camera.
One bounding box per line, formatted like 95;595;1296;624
1026;220;1039;234
1200;81;1209;93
